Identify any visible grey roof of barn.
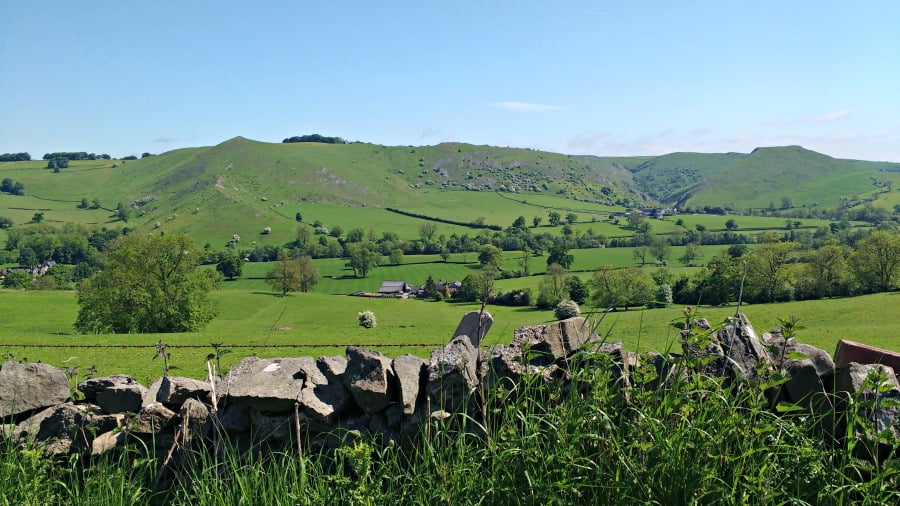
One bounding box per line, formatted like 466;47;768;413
378;280;409;293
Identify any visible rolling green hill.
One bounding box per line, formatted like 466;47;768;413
629;145;899;210
2;138;897;249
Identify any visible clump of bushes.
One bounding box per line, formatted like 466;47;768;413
554;300;580;319
357;310;377;329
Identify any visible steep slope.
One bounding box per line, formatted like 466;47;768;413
629;146;897;210
90;137;643;246
685;146;892;210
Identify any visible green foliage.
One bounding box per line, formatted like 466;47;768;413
266;252;302;295
347;242;380;278
357;309;377;328
546;243;574;269
536;263;570;309
747;241;799;302
679;242;703;266
216;249;244;280
389;248;404;265
590;265;656;310
566;275;589;305
0;152;31;161
115;202;130;222
0;215;12;229
3;270;32;289
282;134;348;144
547;211;561;226
477;244;502;269
75;234;219;333
852;230;900;292
554;299;580;319
1;177;25;195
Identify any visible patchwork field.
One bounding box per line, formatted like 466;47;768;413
1;287;896;384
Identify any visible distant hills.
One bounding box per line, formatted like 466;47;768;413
2;136;897;247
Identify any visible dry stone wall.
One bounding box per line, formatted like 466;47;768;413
1;311;898;462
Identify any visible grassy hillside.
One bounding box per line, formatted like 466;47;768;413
2;139;896;251
628;145;899;211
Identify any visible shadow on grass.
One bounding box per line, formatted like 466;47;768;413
251;291;285;297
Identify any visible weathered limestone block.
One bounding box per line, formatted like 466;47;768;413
217;400;251;432
639;352;686;391
175;398;212;439
91;430;128;456
299;355;353;430
157;376;212;407
427;336;478;412
97;385;146;414
0;361;69;417
834;363;900;396
14;403;122;455
512;317;596;365
222;357;308;412
483;344;526;391
249;409;292;441
453;310;493;348
833;363;900;460
143;378;163;408
392;354;426;415
343;347;393;416
78;375;144;403
685;314;771;381
781;359;834;417
132;403;176;435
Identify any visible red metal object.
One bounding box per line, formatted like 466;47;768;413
834;339;900;373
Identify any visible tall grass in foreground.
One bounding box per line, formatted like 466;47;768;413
2;350;899;504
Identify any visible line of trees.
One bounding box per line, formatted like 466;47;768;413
385;208;503;231
282;134;348;144
672;230;900;306
42;152;111;161
0;152;31;161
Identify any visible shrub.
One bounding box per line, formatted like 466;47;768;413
554;300;580;319
357;310;377;329
657;283;673;305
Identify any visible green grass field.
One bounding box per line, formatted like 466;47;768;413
1;285;896;384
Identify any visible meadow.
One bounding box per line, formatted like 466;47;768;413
2;285;896;384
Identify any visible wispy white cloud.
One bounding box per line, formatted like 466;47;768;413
810;108;854;123
566;130;611;150
764;108;855;127
420;127;440;139
490;101;563;112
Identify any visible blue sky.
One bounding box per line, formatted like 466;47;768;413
2;1;898;161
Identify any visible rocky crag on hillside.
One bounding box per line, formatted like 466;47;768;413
1;312;898;462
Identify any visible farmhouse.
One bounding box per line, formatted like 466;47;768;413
377;280;414;295
0;260;56;279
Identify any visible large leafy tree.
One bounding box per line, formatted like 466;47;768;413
590;265;656;311
536;263;571;309
347;242;380;278
216;249;244;280
75;234;219;333
747;241;798;303
267;252;301;295
546;243;574;270
297;255;321;292
852;231;900;292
